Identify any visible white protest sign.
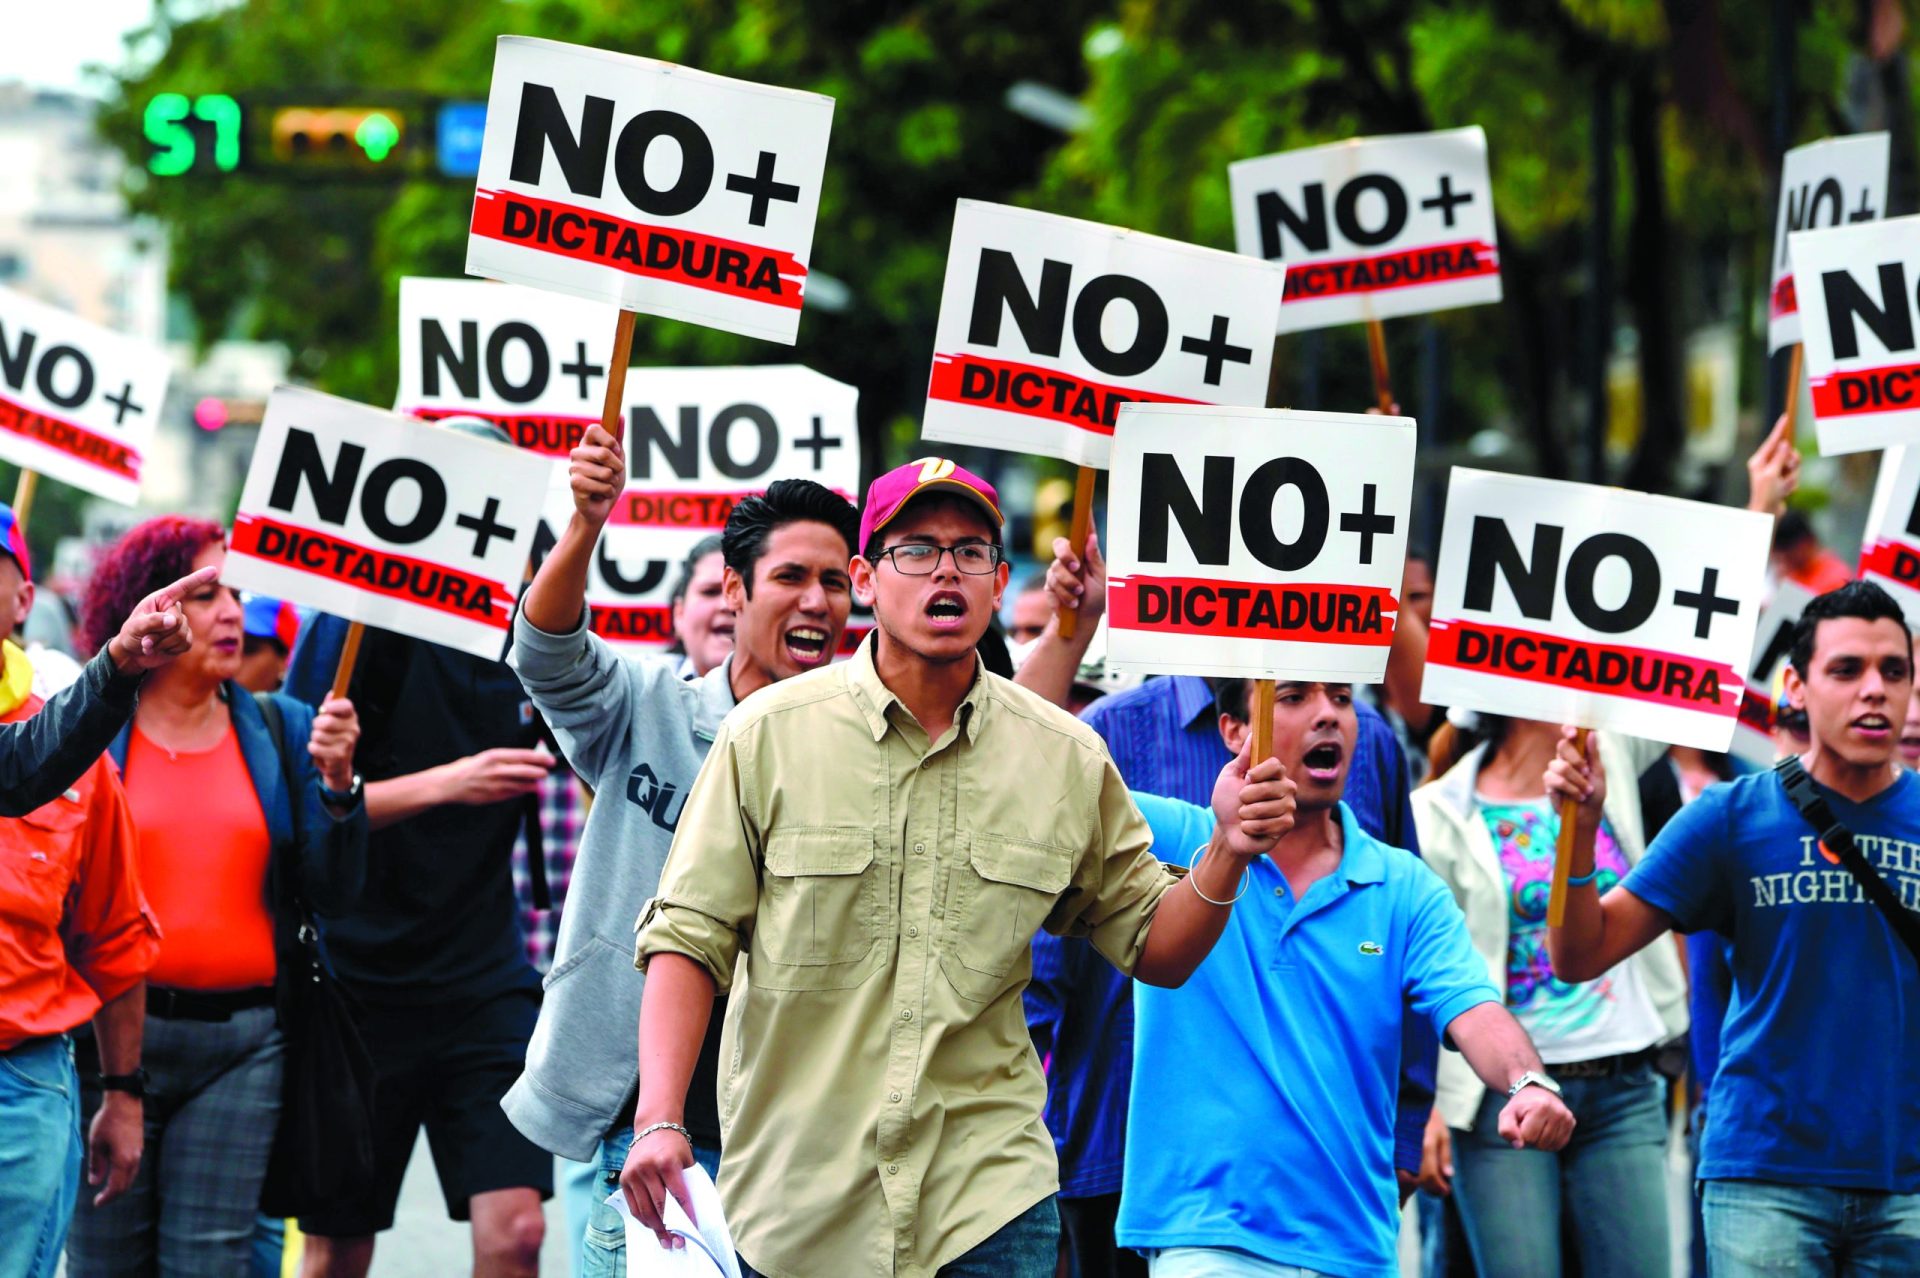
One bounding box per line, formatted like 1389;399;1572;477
1792;214;1920;454
921;200;1285;470
1104;404;1414;682
531;364;862;653
1731;581;1817;768
466;36;833;344
0;285;170;506
1858;445;1920;626
1228;127;1500;333
1768;133;1889;353
225;386;554;660
1421;470;1773;752
397;277;621;456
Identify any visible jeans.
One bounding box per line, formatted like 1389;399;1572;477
735;1195;1059;1278
1147;1249;1333;1277
581;1127;723;1278
1701;1178;1920;1276
0;1035;82;1278
1450;1062;1669;1278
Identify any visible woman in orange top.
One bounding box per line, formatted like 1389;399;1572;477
64;518;367;1278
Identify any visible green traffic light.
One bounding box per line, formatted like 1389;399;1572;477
355;112;399;162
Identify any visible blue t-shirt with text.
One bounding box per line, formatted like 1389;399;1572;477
1625;769;1920;1191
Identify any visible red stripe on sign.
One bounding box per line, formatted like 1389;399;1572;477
0;394;139;481
1427;618;1740;715
1281;240;1499;302
838;624;873;656
926;353;1203;436
1738;683;1774;735
589;604;674;645
231;514;512;629
1809;363;1920;418
471;190;805;310
1107;574;1398;647
605;486;860;530
408;407;597;458
1770;273;1798;320
1861;537;1920;589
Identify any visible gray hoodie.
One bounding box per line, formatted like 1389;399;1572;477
502;607;735;1161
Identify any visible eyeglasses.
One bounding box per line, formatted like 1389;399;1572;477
872;543;1004;575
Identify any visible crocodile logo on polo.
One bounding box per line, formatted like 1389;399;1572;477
1358;941;1384;956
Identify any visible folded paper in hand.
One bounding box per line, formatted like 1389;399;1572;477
606;1163;741;1278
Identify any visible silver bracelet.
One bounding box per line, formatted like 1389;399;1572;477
1186;842;1250;906
635;1120;693;1148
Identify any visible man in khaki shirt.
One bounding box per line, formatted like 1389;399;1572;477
623;458;1296;1278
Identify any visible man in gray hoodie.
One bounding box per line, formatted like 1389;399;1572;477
505;420;859;1277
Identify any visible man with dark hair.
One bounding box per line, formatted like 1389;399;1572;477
505;422;858;1278
1549;579;1920;1275
623;457;1297;1278
1007;570;1053;646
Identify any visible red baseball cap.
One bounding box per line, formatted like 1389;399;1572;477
0;502;30;583
858;458;1003;553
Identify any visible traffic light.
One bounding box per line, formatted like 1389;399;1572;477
269;106;409;168
143;93;243;176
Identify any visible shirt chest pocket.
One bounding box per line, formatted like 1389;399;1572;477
941;833;1073;1003
753;829;884;991
1;801;83;935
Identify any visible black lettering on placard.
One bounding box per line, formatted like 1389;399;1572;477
1139;453;1232;565
630;404;781;482
600;545;667;594
1563;533;1659;633
0;324;97;411
630;406;700;480
1749;615;1797;683
1255;183;1328;259
510;84;614;198
1239;457;1329;573
268;428;362;524
360;458;447;545
485;322;548;405
1071;275;1168;378
1334;174;1408;248
1463;517;1733;638
611;110;714;217
968;250;1070;357
1780;177;1846;268
1254;174;1417;259
1823;263;1914;359
708;404;777;480
421;320;481;398
1462;516;1563;620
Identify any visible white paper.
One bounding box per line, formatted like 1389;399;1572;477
607;1164;741;1278
1790;213;1920;454
1768;133;1889;353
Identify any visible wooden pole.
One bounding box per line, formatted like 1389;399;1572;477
1782;342;1805;439
1547;727;1593;927
1250;677;1276;763
1056;465;1098;640
328;621;365;702
600;310;639;444
11;469;38;527
1365;318;1395;413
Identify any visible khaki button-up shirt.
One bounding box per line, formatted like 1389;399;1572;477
635;641;1180;1277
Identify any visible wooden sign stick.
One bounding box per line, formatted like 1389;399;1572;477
1057;466;1099;640
1365;318;1395;413
12;469;39;527
1251;677;1276;763
329;620;366;702
600;310;639;444
1547;726;1593;926
1782;342;1805;438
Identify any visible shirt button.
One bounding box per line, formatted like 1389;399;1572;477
900;1009;912;1022
890;1090;902;1102
887;1163;899;1175
913;842;925;854
907;925;918;938
1274;887;1285;898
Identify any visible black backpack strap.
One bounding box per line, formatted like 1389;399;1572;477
1774;754;1920;970
254;693;312;925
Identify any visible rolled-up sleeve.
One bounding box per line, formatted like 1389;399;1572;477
634;722;763;993
1049;757;1180;978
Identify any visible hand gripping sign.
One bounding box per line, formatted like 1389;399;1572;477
533;364;862;653
0;284;171;507
1730;581;1818;768
920;200;1286;471
1768;133;1889;354
224;386;554;661
1228;127;1501;333
466;36;833;345
1104;404;1415;683
397;277;621;457
1422;470;1773;753
1792;214;1920;454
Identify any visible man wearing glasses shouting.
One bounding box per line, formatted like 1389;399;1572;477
622;458;1296;1277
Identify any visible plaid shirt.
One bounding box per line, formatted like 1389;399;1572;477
511;768;587;972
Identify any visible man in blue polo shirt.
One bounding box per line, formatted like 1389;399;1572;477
1119;677;1574;1278
1548;580;1920;1275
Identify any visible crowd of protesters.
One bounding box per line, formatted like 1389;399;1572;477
1;406;1916;1278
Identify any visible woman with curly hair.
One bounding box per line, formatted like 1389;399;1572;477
64;517;369;1278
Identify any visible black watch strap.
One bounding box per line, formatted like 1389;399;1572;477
93;1068;149;1098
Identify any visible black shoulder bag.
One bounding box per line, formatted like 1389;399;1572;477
254;693;378;1217
1773;754;1920;971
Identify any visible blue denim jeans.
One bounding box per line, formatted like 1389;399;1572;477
581;1127;723;1278
1450;1061;1670;1278
735;1195;1059;1278
0;1035;82;1278
1701;1178;1920;1276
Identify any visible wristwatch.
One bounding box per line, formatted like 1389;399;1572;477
1507;1069;1563;1099
94;1069;149;1099
321;773;364;809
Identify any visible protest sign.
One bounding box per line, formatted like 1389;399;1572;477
1104;404;1415;683
920;200;1285;470
0;284;171;507
397;277;621;456
1731;581;1817;768
1421;469;1773;752
465;36;833;345
1228;127;1500;334
1857;444;1920;626
534;364;862;653
1768;133;1889;354
1792;213;1920;454
225;385;554;660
